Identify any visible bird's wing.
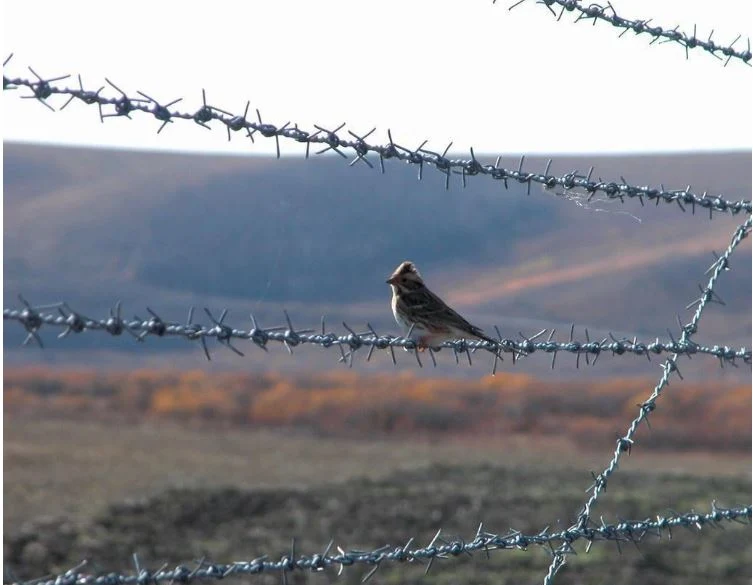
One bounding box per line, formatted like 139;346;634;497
400;286;495;342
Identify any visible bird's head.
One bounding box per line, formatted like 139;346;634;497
386;261;424;291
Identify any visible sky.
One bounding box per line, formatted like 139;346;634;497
2;0;752;156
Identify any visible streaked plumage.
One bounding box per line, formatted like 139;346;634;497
386;260;497;350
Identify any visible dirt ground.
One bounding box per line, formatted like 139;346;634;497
4;415;751;584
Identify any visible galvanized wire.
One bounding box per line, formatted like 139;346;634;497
7;503;751;585
4;3;753;583
504;0;752;67
543;216;753;582
4;220;751;585
2;61;750;217
3;301;751;373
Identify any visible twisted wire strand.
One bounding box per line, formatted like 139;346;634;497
2;63;750;217
504;0;752;67
4;302;750;373
3;3;752;581
9;504;751;585
543;216;752;582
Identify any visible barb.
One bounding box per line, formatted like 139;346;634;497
505;0;752;67
3;64;750;217
543;216;752;583
10;504;751;585
4;301;750;371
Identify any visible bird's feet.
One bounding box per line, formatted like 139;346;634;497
416;336;441;352
402;335;432;352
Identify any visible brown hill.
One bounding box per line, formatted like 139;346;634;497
3;144;750;380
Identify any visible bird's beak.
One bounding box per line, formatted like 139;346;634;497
386;276;395;285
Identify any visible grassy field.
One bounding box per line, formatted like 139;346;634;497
4;415;751;584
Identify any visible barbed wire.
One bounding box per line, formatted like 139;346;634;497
542;215;752;582
6;224;749;585
7;503;750;585
2;59;750;218
4;296;750;374
504;0;752;67
4;3;753;583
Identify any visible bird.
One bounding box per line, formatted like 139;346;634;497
386;260;498;351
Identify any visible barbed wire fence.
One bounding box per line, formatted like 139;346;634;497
3;1;752;584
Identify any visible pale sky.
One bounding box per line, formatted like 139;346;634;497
3;0;751;156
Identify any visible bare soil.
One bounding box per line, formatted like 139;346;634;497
3;415;751;585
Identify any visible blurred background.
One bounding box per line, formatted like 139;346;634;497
3;1;751;584
4;144;751;585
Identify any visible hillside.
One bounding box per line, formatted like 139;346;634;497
3;144;751;379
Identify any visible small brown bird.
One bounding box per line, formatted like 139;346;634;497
386;260;497;350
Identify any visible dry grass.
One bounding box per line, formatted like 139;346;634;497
4;414;751;585
4;414;748;529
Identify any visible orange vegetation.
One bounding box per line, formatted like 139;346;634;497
4;367;750;452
